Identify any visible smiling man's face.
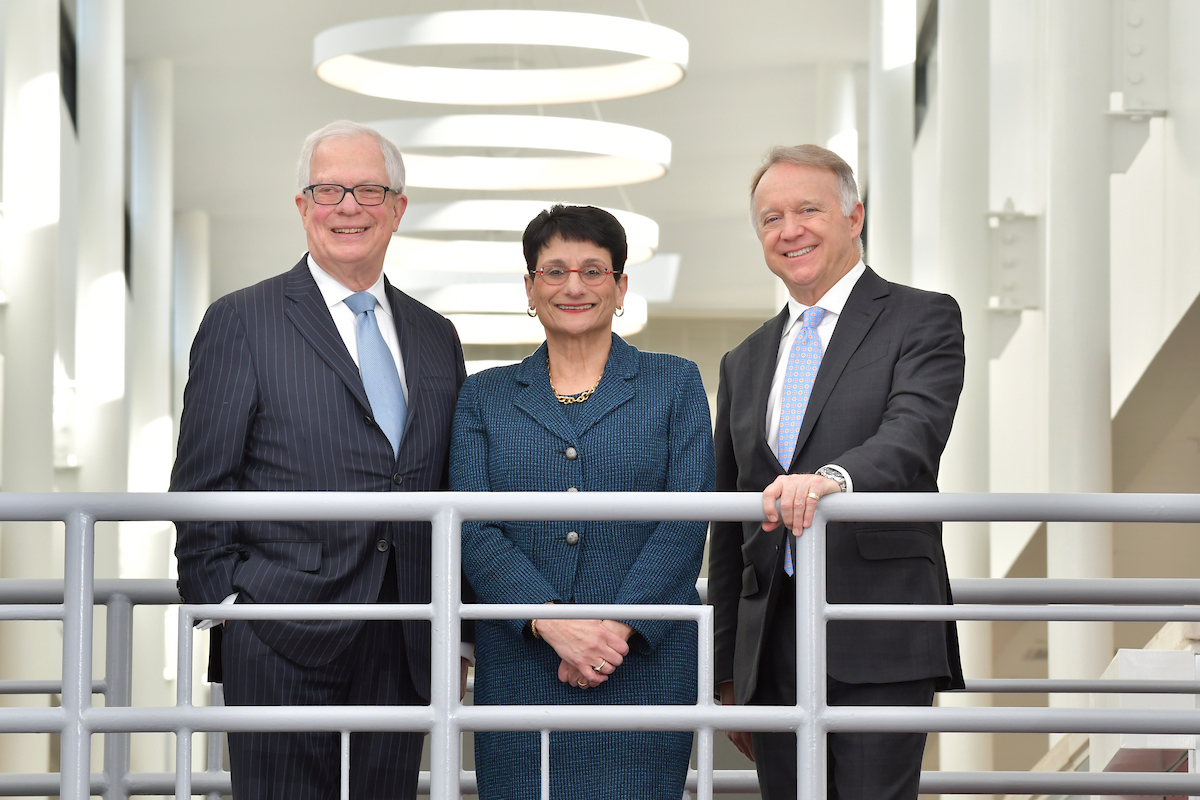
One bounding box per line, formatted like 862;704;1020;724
295;135;407;291
753;161;863;306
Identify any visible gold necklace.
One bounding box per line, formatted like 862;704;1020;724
548;364;602;404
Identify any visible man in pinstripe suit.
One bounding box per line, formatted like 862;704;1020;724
171;121;469;799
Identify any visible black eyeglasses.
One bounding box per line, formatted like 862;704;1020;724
304;184;394;206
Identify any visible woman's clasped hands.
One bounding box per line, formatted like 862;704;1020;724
534;618;632;689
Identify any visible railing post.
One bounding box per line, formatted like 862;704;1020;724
429;506;463;800
60;510;96;800
103;593;133;800
795;512;827;800
695;606;715;800
175;607;196;800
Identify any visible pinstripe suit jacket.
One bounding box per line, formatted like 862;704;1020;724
171;256;466;696
710;267;966;703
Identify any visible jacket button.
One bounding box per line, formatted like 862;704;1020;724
392;473;403;486
564;446;578;460
567;487;579;493
364;414;373;425
565;531;580;545
376;539;390;552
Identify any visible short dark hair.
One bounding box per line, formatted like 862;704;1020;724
522;204;628;279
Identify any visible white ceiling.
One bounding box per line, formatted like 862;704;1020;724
125;0;869;315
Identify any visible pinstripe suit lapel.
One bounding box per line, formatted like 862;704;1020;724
386;280;422;446
571;333;636;437
789;267;889;468
513;344;581;444
282;258;371;413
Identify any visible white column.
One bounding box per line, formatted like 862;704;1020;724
932;2;994;794
74;0;125;584
867;0;916;285
0;0;62;779
1044;0;1114;727
125;58;175;775
172;209;210;431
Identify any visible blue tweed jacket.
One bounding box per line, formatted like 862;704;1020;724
452;334;714;799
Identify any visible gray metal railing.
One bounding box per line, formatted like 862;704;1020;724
1;491;1199;798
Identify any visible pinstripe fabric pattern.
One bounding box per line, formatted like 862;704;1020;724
171;256;467;798
452;335;715;800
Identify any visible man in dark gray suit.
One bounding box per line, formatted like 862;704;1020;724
171;121;468;800
709;145;965;800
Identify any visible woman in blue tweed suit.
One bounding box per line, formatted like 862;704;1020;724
451;205;714;799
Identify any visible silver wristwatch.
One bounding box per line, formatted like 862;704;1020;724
816;465;848;493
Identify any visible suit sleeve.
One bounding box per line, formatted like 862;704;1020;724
612;361;714;652
453;377;562;638
709;351;744;686
834;292;966;490
170;298;258;605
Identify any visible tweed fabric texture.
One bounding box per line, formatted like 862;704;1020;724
344;291;407;457
452;335;715;800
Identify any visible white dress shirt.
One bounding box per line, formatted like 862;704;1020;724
308;255;408;403
764;260;866;491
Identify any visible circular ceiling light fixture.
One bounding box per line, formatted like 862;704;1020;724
390;200;659;272
313;10;689;106
371;116;670;190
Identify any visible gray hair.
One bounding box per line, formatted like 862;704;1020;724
296;120;406;194
749;145;862;252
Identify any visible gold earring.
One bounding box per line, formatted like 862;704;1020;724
527;306;538;317
614;306;625;317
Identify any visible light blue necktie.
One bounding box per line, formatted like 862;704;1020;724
777;306;827;577
345;291;406;458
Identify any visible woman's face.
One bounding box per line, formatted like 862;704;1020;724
525;235;628;341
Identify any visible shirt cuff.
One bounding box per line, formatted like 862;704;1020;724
197;592;239;630
460;643;476;666
821;464;854;493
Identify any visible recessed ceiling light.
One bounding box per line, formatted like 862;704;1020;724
314;10;688;105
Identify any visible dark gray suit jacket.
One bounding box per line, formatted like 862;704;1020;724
171;256;467;699
710;266;965;704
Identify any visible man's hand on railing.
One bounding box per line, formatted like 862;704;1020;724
762;473;841;535
718;682;756;762
535;618;629;689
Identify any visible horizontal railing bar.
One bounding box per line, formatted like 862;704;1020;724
827;705;1200;734
0;707;65;733
0;679;106;696
825;603;1200;622
952;576;1200;604
962;678;1200;693
0;605;64;621
0;578;180;605
67;702;1200;735
1;769;1194;798
0;491;1197;524
460;604;710;621
918;770;1200;795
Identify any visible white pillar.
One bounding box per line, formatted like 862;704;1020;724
125;58;175;775
867;0;916;285
172;209;210;432
0;0;62;779
1044;0;1114;729
73;0;126;560
932;2;993;793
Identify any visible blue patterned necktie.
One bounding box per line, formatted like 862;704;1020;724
777;306;827;576
345;291;406;458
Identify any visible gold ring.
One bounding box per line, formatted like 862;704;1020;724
577;679;588;688
807;492;820;501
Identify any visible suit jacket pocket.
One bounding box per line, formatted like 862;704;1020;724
740;563;760;598
252;540;323;572
855;527;938;562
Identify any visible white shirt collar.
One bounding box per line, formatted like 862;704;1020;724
307;254;391;318
782;259;866;334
